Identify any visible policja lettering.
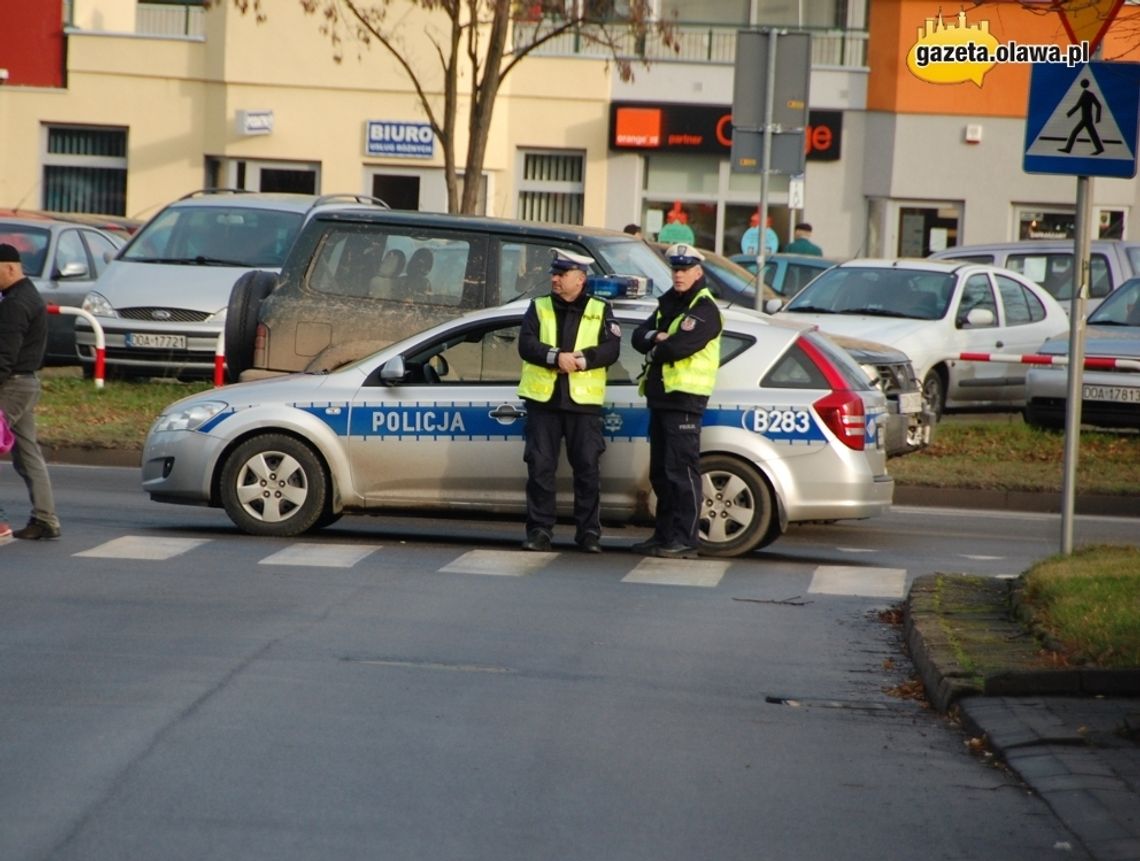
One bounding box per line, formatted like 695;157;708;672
371;408;466;435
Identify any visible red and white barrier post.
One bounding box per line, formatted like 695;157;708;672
214;330;226;387
47;305;106;389
959;352;1140;372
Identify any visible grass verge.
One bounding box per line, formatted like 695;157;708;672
1020;545;1140;668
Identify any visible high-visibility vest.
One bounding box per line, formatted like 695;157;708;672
644;287;721;397
517;296;608;405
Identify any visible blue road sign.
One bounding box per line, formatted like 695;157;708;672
1024;61;1140;178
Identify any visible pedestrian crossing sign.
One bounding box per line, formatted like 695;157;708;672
1024;61;1140;178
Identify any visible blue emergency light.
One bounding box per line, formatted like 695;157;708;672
586;274;649;299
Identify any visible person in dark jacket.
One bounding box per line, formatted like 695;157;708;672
632;243;722;559
517;248;621;553
0;243;61;541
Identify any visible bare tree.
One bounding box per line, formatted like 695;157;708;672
211;0;675;213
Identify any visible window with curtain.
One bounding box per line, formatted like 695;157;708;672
42;125;128;215
516;150;585;225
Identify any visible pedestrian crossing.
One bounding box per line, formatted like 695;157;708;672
45;535;921;597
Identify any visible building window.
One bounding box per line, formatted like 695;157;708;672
517;150;584;225
42;125;127;215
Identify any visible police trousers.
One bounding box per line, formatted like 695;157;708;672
523;409;605;541
0;374;59;529
648;408;702;548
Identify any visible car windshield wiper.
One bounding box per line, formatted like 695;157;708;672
784;304;837;314
839;307;907;318
134;255;249;266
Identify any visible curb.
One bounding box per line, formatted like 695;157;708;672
903;573;1140;714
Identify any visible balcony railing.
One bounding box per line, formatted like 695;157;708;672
511;21;868;69
136;2;205;37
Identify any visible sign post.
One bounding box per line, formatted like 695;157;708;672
1024;59;1140;553
731;28;811;310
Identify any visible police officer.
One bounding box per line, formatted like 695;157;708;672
632;243;722;559
517;248;621;553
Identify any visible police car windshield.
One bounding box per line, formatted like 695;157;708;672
592;237;671;296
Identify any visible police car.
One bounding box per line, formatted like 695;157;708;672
141;297;894;557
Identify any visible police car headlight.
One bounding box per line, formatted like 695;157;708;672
151;400;227;433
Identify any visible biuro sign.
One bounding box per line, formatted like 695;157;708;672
608;103;842;162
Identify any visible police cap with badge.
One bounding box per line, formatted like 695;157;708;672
549;248;595;274
665;243;705;270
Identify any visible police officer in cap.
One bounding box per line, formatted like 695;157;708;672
632;243;722;559
517;248;621;553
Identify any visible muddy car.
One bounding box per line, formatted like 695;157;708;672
224;211;674;381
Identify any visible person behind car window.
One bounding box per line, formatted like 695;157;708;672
632;243;723;559
517;248;621;554
398;248;434;299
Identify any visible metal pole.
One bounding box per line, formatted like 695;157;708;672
1060;175;1092;554
754;28;779;312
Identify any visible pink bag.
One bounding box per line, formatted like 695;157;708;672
0;409;13;454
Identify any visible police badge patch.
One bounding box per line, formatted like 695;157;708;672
680;316;697;331
609;322;622;337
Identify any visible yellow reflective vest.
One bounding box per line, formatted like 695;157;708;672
648;287;721;397
517;296;608;405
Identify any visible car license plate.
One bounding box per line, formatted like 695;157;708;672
897;391;923;414
1082;383;1140;404
126;332;187;350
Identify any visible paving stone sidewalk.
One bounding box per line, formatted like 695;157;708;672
905;573;1140;861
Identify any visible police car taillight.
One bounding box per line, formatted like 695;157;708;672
812;390;865;450
587;274;648;299
797;335;865;451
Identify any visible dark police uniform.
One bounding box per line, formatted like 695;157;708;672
632;245;722;558
518;251;620;551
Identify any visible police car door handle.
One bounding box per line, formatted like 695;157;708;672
489;403;527;420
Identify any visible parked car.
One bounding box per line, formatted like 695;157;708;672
1024;276;1140;430
730;252;836;300
0;214;125;364
929;239;1140;314
141;297;894;557
655;244;931;456
75;190;387;379
776;259;1069;419
227;211;676;380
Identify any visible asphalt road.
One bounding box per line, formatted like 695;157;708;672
3;464;1138;860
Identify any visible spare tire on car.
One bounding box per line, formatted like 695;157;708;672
225;270;277;383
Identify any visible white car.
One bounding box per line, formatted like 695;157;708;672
775;259;1068;418
141;298;895;557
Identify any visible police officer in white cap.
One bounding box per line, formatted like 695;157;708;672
631;243;722;559
517;248;621;553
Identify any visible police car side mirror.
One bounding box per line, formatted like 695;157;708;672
764;298;784;314
379;355;407;383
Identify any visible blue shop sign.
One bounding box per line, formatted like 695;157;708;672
366;120;434;158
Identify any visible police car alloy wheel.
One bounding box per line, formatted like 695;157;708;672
219;434;329;536
697;454;776;557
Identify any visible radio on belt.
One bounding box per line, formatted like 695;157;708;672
586;274;649;299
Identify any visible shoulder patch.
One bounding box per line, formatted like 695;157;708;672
680;316;697;332
609;321;622;337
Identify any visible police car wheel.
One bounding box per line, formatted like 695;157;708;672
697;455;774;558
219;433;328;537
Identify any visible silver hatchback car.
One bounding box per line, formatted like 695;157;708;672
141;299;894;557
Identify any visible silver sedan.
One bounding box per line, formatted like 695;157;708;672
1025;276;1140;430
141;300;895;557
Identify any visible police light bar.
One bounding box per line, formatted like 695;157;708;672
587;274;649;299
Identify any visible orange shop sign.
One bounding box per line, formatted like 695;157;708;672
608;103;841;161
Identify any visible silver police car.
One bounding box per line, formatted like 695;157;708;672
141;299;894;557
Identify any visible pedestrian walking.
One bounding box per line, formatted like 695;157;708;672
517;248;621;553
632;243;722;559
0;243;61;541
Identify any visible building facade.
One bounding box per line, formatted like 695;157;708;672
1;0;1138;258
